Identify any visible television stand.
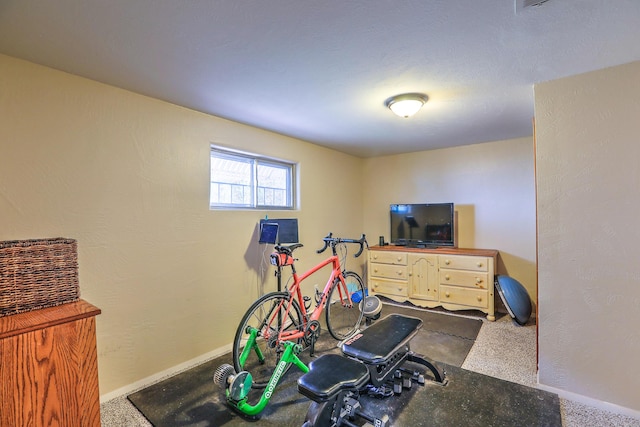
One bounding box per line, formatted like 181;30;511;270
367;246;498;321
414;244;439;249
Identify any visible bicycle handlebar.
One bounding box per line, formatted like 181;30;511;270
316;233;369;258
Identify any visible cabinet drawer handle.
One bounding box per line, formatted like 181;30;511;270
445;292;450;298
397;256;402;262
477;296;482;302
397;271;403;276
374;268;378;273
444;259;451;265
445;274;450;281
477;262;483;268
476;277;482;284
373;254;378;260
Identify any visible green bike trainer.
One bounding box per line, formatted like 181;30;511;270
214;338;309;417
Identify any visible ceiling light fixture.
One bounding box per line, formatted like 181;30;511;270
385;93;428;118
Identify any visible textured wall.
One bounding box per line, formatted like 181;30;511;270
535;61;640;411
362;137;537;302
0;54;364;396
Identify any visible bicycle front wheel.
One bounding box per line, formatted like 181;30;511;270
232;292;304;388
326;271;365;340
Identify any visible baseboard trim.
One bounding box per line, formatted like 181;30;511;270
99;343;232;404
537;380;640;421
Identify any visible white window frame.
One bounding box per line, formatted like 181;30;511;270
210;145;296;210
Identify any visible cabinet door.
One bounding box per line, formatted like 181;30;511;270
0;317;101;427
408;254;438;301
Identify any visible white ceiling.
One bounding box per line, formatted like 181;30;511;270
1;1;640;158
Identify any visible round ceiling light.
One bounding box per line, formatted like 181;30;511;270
385;93;428;118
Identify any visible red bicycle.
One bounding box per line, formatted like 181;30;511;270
232;233;368;388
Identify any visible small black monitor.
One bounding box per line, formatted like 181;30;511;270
258;218;299;244
258;222;279;244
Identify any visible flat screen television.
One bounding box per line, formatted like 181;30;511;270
390;203;455;248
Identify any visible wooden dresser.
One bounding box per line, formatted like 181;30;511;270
0;300;101;426
368;246;498;320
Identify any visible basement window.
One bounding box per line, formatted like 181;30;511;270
210;146;296;210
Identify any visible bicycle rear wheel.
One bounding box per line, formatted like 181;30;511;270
232;292;304;388
325;271;365;340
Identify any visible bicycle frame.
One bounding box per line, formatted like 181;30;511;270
237;254;353;370
277;253;349;343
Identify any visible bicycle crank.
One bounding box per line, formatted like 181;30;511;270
305;320;321;356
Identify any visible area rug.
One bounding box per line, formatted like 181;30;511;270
128;304;560;426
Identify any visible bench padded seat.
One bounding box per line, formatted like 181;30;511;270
297;354;369;402
342;314;422;364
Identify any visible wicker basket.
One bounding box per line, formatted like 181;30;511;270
0;238;79;317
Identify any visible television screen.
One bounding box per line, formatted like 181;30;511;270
390;203;454;247
258;218;299;244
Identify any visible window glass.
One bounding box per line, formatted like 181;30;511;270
210;147;295;209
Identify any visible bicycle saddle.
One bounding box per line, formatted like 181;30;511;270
275;243;303;253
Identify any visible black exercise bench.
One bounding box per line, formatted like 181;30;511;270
298;313;446;427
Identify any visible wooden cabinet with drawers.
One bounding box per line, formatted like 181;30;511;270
368;246;498;320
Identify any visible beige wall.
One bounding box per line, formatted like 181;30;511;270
535;61;640;412
362;137;538;302
0;54;364;396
